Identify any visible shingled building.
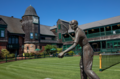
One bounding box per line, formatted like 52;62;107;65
0;6;62;55
1;5;120;55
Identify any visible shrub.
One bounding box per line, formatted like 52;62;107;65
35;52;40;55
1;49;9;58
43;51;47;54
68;51;74;55
7;53;15;58
23;53;25;56
57;48;62;54
0;53;4;59
45;44;52;54
31;52;36;56
39;52;44;56
45;44;57;54
25;53;29;57
29;53;33;56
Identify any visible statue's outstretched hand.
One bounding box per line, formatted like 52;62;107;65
58;52;64;58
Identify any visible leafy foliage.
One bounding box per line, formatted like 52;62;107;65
0;53;4;59
1;49;10;58
50;45;57;54
45;44;52;54
68;51;74;55
43;51;47;54
24;53;29;57
7;53;15;58
39;52;44;56
45;44;57;54
57;48;62;54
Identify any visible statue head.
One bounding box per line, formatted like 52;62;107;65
70;20;78;30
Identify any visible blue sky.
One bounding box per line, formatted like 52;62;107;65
0;0;120;26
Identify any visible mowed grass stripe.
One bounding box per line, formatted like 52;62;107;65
0;64;78;79
0;56;120;79
0;64;70;79
0;59;80;79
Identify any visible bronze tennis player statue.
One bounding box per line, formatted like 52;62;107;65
58;20;100;79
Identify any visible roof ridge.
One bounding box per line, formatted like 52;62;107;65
78;15;120;26
59;19;70;23
0;15;21;20
40;24;52;27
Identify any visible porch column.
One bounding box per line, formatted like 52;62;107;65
87;30;89;38
100;41;102;49
99;28;101;36
104;27;106;36
110;25;112;31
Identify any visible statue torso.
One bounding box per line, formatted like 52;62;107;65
75;28;89;47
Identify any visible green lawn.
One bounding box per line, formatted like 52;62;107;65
0;56;120;79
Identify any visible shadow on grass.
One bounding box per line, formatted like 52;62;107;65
101;62;120;71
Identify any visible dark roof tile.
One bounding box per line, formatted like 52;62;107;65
40;24;55;36
79;16;120;30
0;15;25;34
23;6;38;16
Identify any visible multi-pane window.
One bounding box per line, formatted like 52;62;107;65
30;33;33;39
35;33;38;39
8;36;19;44
1;30;4;37
0;29;5;37
16;38;18;44
8;38;11;44
12;38;14;44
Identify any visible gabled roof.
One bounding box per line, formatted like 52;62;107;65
50;19;70;30
59;19;70;23
40;24;55;36
0;18;7;25
0;15;25;34
79;16;120;30
0;15;55;36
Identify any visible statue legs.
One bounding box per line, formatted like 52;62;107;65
80;56;87;79
82;47;100;79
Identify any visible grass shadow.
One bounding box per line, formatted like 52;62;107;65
102;62;120;71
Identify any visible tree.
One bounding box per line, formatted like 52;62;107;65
50;45;57;54
45;44;52;54
45;44;57;54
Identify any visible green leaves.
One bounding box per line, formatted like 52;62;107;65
57;48;62;54
45;44;57;54
1;49;10;58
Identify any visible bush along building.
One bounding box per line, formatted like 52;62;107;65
1;5;120;55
